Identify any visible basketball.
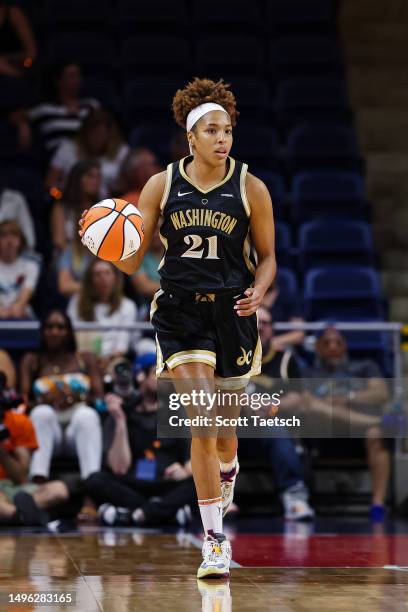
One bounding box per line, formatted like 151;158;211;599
81;198;144;262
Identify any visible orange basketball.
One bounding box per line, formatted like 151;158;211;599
81;198;144;262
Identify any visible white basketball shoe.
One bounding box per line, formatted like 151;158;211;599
197;533;232;579
220;460;239;517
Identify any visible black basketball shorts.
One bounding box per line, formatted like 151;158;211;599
150;285;261;390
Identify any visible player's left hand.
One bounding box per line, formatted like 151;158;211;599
234;287;263;316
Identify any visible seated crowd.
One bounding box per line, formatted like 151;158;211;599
0;7;398;528
0;306;395;528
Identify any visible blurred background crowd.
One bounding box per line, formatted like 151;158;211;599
0;0;407;531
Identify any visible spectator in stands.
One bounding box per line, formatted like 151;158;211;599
262;280;305;350
0;1;37;78
304;326;390;521
0;176;36;249
67;259;139;372
0;348;16;388
57;227;93;298
51;160;101;252
239;306;314;520
116;148;161;206
19;309;103;482
28;62;99;154
46;109;129;198
85;357;195;527
0;369;70;526
0;220;40;319
131;224;162;304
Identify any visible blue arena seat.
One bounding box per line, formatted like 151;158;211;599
255;171;286;220
299;221;375;270
275;222;292;267
43;0;110;30
229;79;272;123
121;37;192;77
291;171;366;221
129;124;177;162
0;76;37;113
341;330;392;376
269;37;343;81
192;0;261;31
48;35;114;76
304;266;384;320
196;36;264;76
123;78;184;126
115;0;187;35
82;77;120;115
275;79;350;128
232;125;279;169
266;0;337;32
286;124;362;172
277;267;299;294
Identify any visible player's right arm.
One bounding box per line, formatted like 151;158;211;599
79;170;165;275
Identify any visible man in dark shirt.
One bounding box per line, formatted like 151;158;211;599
85;359;195;526
239;306;314;520
304;326;390;521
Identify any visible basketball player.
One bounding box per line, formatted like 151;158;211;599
79;78;276;578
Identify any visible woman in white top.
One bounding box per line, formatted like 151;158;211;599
46;109;129;198
67;259;139;372
0;219;39;318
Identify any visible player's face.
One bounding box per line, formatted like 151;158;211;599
190;111;233;166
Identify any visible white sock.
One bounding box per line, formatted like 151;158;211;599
220;454;237;473
198;497;223;537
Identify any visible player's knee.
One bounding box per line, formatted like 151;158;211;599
192;436;218;455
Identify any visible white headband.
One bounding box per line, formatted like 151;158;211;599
186;103;230;154
186;102;230;133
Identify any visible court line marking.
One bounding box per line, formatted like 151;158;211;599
231;565;408;570
185;534;242;568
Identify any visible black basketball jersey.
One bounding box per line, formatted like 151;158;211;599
158;155;256;293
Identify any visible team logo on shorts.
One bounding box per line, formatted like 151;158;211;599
236;347;253;366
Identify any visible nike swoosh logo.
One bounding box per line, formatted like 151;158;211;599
221;193;234;197
178;190;193;197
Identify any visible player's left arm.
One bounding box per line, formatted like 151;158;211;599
235;173;276;317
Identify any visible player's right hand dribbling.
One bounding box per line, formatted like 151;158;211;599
78;209;88;240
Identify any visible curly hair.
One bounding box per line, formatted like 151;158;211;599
172;78;239;129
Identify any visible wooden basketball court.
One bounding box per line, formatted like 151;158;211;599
1;521;408;611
